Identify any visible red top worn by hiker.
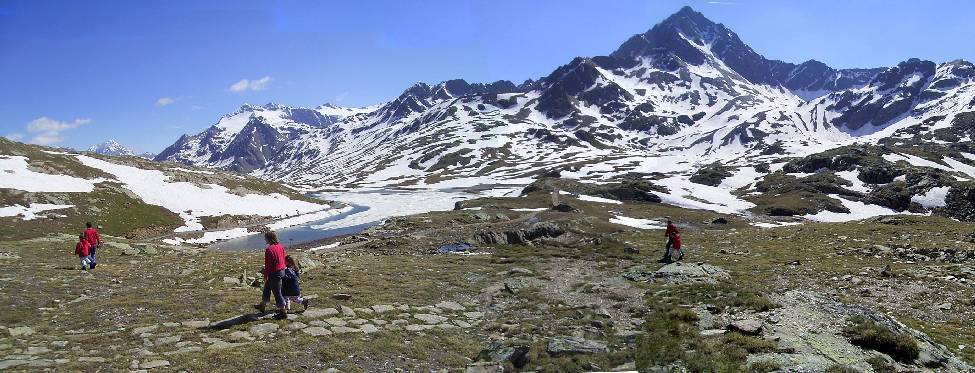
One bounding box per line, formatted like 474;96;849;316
262;243;286;277
665;221;679;238
75;240;90;257
84;227;101;246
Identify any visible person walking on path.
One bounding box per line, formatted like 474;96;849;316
659;218;681;263
254;231;288;319
282;255;309;311
83;222;101;269
75;234;92;270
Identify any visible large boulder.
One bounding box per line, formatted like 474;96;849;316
477;343;531;369
472;222;565;245
689;163;734;186
942;183;975;221
622;263;730;284
521;177;662;203
547;337;608;356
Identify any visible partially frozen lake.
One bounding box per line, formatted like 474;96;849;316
208;187;516;251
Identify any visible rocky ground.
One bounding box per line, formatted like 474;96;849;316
1;185;974;372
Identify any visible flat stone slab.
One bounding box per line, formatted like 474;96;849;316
324;318;348;327
302;327;331;336
547;337;609;355
360;324;379;334
330;326;359;334
302;308;338;319
140;360;171;369
414;314;448;325
248;323;279;336
435;301;466;311
371;305;396;313
405;324;433;332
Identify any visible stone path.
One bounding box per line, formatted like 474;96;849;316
0;301;480;371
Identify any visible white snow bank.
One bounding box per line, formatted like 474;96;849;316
478;187;522;198
719;166;765;190
0;203;73;220
752;221;803;228
0;156;105;193
883;153;975;179
942;157;975;179
912;186;949;209
803;195;909;222
576;194;623;205
74;155;327;231
307;242;341;252
512;207;548;212
266;206;353;231
834;170;871;193
181;228;250;244
310;190;471;231
883;153;946;170
655;176;756;215
609;215;665;230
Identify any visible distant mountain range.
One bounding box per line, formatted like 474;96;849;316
152;6;975;221
88;139;154;159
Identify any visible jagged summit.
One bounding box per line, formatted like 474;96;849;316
155;7;975;188
87;139;135;157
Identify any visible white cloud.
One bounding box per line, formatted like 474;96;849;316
229;76;272;92
333;91;350;103
707;1;737;5
155;97;177;106
22;117;91;145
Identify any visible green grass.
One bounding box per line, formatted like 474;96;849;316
749;360;783;373
843;316;920;363
635;282;780;372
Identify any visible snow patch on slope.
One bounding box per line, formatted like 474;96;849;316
0;203;73;220
0;156;105;193
74;154;328;231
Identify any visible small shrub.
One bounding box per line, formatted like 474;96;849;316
866;355;897;373
749;360;782;373
843;316;920;362
724;333;777;353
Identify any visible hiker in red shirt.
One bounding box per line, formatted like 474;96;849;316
83;222;101;269
660;218;681;263
254;231;288;319
75;234;92;270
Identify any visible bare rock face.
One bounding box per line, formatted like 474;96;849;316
546;337;609;356
622;262;730;284
728;319;764;335
471;222;565;245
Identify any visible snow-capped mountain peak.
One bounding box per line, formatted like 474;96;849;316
156;6;975;193
88;139;135;157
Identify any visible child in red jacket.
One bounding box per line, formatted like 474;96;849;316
75;234;91;270
83;222;101;269
671;231;684;261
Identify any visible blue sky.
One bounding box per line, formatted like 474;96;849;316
1;0;973;153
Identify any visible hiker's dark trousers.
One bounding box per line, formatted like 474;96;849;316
262;269;286;309
664;238;673;258
89;244;98;264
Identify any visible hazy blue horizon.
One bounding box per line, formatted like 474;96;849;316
2;0;973;153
